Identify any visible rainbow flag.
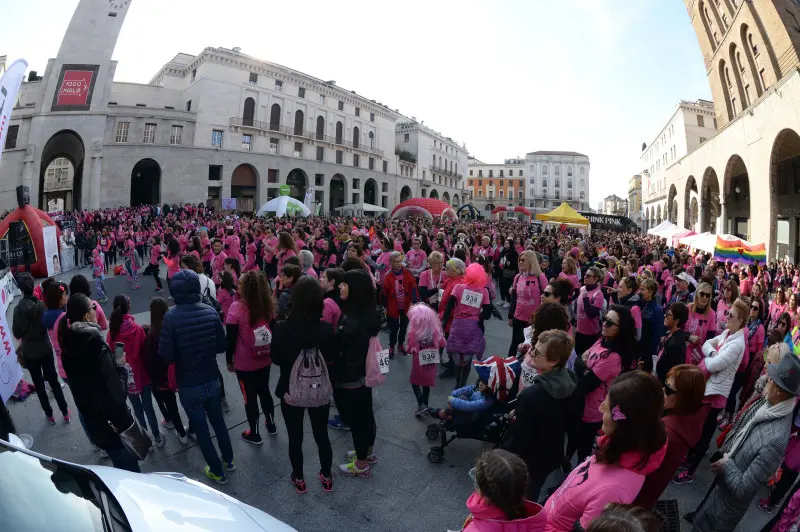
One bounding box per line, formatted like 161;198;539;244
713;236;767;264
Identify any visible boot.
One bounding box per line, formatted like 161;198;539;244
439;357;455;379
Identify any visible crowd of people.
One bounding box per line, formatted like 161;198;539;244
3;202;800;531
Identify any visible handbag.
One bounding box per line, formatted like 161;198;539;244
109;411;152;460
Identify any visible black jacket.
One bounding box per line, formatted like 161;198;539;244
333;312;380;385
12;295;50;362
61;322;132;449
656;329;689;385
271;318;336;398
504;367;580;473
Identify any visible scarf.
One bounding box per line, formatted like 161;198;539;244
748;318;762;339
722;396;794;457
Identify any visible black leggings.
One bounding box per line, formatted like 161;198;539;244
412;384;430;407
508;318;528;358
499;275;513;302
236;366;274;435
725;372;747;415
769;464;799;506
152;388;187;437
281;402;332;479
686;407;723;474
334;386;376;461
387;311;408;348
26;355;68;418
144;263;163;289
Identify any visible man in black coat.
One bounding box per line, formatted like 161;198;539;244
504;329;580;502
656;301;690;385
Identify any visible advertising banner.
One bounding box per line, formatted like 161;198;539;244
51;64;99;111
0;59;28;165
221;198;237;211
0;295;23;404
42;225;60;276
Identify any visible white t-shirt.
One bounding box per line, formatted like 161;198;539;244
198;273;217;299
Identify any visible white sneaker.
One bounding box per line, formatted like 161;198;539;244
154;437;165;448
161;418;174;429
502;301;510;308
178;434;189;445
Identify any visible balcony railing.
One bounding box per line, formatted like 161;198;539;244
229;118;384;155
429;165;462;179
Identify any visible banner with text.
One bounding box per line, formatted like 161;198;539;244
51;64;99;111
0;59;28;165
0;295;22;404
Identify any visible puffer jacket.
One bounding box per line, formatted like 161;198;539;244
462;492;546;531
12;295;50;362
61;321;132;449
159;270;226;388
107;314;148;394
699;328;746;398
333;312;380;386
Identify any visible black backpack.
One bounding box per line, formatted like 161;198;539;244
201;280;222;315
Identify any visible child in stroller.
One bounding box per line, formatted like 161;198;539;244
425;355;520;463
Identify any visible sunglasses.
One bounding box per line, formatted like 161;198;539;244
602;318;619;328
664;383;677;396
697;292;711;298
751;304;760;311
725;310;738;319
543;291;553;298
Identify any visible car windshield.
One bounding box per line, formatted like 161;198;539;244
0;443;114;531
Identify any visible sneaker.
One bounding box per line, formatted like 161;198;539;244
221;398;231;413
178;434;189;445
155;288;164;293
264;415;277;436
415;404;428;417
319;472;333;492
161;418;174;429
291;473;307;494
154;437;165;448
47;416;56;425
223;460;236;472
672;470;695;485
398;344;407;355
186;429;197;441
345;450;377;464
438;369;455;379
389;347;395;360
502;301;510;308
133;285;141;290
718;419;731;431
63;412;71;424
168;296;174;302
328;416;350;431
203;466;228;485
241;430;263;445
339;461;371;477
758;498;777;513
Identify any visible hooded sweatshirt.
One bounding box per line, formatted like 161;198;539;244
543;435;667;531
107;314;148;394
462;492;546;532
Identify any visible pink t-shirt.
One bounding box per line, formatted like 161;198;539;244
277;249;297;272
322;298;342;326
582;340;622;423
149;244;162;266
226;301;272;371
512;272;548;322
217;288;236;321
405;249;427;274
450;284;490;321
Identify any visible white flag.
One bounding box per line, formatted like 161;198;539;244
0;59;28;165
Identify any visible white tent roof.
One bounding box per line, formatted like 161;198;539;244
647;220;676;236
335;202;388;213
655;224;685;239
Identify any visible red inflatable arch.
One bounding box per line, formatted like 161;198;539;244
391;198;457;220
0;205;61;277
491;206;532;217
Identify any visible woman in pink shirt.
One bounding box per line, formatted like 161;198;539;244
684;282;715;364
557;257;580;291
507;251;549;358
211;239;228;286
143;235;164;292
567;305;637;465
545;371;667;531
714;280;739;335
276;231;298;274
768;285;789;334
225;271;277;443
574;266;606;356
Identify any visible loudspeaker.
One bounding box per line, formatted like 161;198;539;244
16;185;29;208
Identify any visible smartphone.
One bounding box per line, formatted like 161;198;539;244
114;342;125;364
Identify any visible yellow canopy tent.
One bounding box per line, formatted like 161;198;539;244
535;202;590;226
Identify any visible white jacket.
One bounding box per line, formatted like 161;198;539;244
701;328;746;398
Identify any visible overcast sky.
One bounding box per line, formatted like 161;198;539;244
4;0;711;206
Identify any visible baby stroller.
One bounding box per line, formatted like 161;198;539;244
426;355;521;463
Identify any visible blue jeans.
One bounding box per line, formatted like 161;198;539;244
106;445;141;473
128;385;161;441
179;379;233;477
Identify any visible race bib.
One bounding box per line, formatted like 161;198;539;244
418;348;440;366
520;364;537;389
253;325;272;347
523;326;534;344
376;349;391;374
461;289;482;309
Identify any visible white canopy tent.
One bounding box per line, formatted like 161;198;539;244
655;224;685;239
335;202;388;214
647;220;677;236
256;196;311;218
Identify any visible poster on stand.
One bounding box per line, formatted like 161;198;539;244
42;225;60;276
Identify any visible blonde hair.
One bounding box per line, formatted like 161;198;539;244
519;250;542;276
691;282;714;315
728;299;749;328
428;251;444;265
562;257;577;275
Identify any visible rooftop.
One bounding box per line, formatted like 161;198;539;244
526;150;588;157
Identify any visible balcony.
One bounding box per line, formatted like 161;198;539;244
229;117;384;156
429;165;462;179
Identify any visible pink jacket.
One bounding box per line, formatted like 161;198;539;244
544;435;667;531
463;492;546;532
107;314;148;394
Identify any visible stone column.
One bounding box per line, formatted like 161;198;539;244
718;202;727;235
22;144;35;204
89;139;103;209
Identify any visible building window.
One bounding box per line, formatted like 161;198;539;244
404;133;409;142
489;170;493;177
355;107;360;117
369;157;375;170
580;192;585;199
528;178;535;185
383;160;388;173
242;134;253;151
4;124;19;149
382;182;388;193
191;69;196;82
478;190;483;198
542;165;548;175
320;94;326;104
336;150;343;164
298;87;305;98
368;131;374;149
469;180;473;186
697;114;705;127
143;123;156;144
316;146;324;161
469;170;473;176
700;137;707;144
170;125;183;145
268;169;278;183
580;167;585;176
270;138;279;154
353;154;360;167
275;79;283;91
499;190;504;199
370;112;375;122
478;170;483;177
293;142;303;157
555;166;560;176
186;100;192;112
212;129;224;148
209;165;222;181
478;180;483;186
353;178;360;189
114;121;130;143
499;170;504;177
338;101;344;111
249;72;258;84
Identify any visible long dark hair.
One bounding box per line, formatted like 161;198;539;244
68;274;93;298
166;237;180;257
289;276;324;322
596;371;666;470
239;271;274;326
57;293;92;352
604;304;638;369
109;294;130;341
530;302;570;344
149;297;169;340
341;269;375;317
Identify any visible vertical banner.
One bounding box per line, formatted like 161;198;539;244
42;225;60;276
0;58;28;165
0;295;22;404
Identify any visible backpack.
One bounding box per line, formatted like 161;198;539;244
282;347;333;408
200;277;222;314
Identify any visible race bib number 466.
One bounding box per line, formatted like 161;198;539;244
376;349;391;374
418;348;440;366
461;289;482;309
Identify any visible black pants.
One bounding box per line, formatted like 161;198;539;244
565;420;602;465
725;372;747;415
687;407;723;474
508;318;528;358
334;386;376;461
236;366;274;435
104;247;114;270
499;275;513;302
152;388;187;437
387;311;408;349
412;384;430;407
575;332;599;357
769;463;799;506
527;464;557;503
0;399;16;442
26;355;68;418
143;263;163;289
281;402;332;478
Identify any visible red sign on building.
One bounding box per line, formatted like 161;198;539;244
57;70;94;107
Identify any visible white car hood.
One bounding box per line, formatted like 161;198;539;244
86;465;296;532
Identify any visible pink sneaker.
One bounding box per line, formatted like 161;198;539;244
672;470;695;485
63;412;71;424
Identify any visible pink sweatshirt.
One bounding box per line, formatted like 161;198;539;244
511;272;548;322
107;315;147;394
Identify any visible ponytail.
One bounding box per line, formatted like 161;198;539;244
109;294;130;340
